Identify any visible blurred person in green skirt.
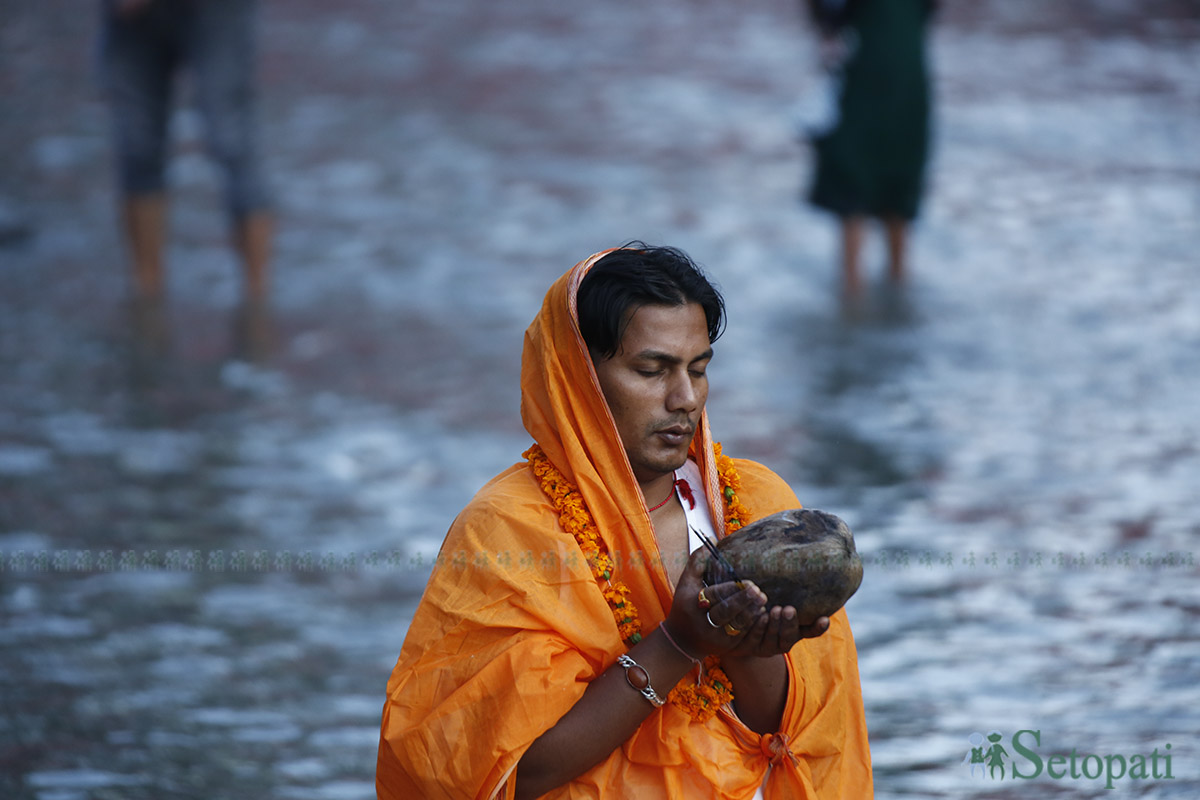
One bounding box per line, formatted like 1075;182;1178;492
804;0;935;297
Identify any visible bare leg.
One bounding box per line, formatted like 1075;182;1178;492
233;210;273;302
231;210;274;360
840;215;865;296
121;196;171;360
122;192;168;298
884;216;908;283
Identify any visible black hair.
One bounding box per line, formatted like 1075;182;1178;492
576;242;726;360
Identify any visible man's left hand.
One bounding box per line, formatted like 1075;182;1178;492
727;605;828;658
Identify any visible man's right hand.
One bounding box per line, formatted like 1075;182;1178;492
666;548;771;657
668;548;829;659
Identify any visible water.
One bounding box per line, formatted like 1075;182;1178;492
2;1;1198;797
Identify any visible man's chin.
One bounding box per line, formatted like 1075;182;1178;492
639;450;690;480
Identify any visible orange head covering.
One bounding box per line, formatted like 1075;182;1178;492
520;249;728;606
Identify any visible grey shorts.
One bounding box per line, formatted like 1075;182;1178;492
100;0;270;216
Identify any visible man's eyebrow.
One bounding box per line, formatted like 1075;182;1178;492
633;348;714;364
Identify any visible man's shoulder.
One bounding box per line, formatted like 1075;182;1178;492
723;454;802;514
725;454;789;488
439;461;558;553
725;455;785;481
465;461;546;512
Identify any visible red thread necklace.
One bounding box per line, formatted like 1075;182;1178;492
647;474;696;513
647;482;675;512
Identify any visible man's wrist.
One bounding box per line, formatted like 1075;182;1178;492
658;621;701;666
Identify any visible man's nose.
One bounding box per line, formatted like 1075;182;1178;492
666;371;699;412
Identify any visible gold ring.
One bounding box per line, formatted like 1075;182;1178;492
723;622;742;637
697;588;710;609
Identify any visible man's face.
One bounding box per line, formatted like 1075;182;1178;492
592;302;712;486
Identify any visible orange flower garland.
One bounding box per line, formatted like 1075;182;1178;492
714;441;752;532
523;443;752;722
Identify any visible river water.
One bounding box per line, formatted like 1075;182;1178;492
1;1;1197;797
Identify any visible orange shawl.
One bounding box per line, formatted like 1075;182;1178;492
377;251;873;798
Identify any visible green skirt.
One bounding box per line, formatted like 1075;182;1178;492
808;0;933;220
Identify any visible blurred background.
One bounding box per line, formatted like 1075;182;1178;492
1;0;1197;797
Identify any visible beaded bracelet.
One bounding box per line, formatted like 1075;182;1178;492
616;654;665;707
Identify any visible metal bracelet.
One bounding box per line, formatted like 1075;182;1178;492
616;654;665;707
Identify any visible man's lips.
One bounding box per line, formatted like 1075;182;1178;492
654;426;694;445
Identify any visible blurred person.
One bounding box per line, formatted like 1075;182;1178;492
377;245;872;799
99;0;273;313
803;0;935;297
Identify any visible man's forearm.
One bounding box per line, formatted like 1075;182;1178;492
721;654;789;734
514;629;696;799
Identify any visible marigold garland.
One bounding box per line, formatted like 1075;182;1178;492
713;441;752;532
523;443;752;722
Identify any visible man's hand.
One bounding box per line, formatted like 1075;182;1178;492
668;549;773;657
668;548;830;733
698;577;829;658
669;548;830;659
727;605;828;658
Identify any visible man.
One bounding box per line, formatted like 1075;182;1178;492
100;0;273;307
377;245;872;798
